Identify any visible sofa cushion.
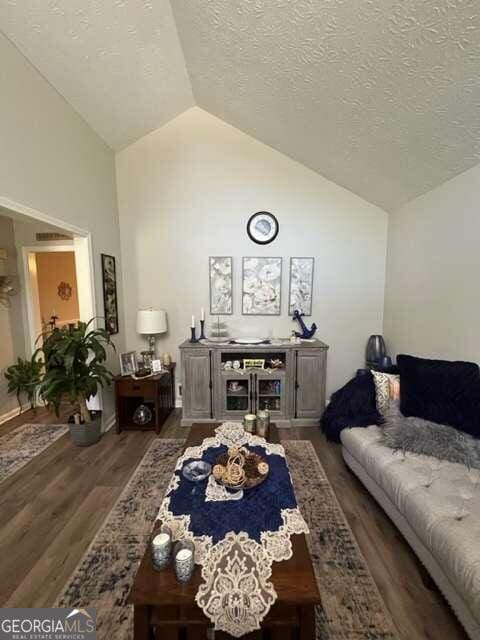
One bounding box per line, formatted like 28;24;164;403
397;354;480;438
371;370;400;416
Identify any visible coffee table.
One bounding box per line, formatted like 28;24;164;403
128;424;321;639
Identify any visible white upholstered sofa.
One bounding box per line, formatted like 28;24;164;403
341;425;480;640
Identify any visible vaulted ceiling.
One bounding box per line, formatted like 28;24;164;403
2;1;480;210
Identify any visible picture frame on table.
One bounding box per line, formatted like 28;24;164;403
101;253;119;334
120;351;138;377
151;359;163;373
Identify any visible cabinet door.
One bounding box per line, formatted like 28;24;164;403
182;349;212;419
255;371;287;417
217;372;253;419
295;349;326;419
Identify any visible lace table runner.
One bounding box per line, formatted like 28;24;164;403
157;422;308;637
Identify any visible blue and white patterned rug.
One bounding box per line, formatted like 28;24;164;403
0;422;69;484
55;438;398;640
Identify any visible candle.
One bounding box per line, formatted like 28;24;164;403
174;540;195;583
201;307;205;321
191;315;195;328
176;548;193;561
153;532;170;547
151;526;172;570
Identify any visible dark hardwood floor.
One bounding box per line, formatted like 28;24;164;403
0;408;467;640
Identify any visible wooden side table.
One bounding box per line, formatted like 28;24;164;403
115;363;176;435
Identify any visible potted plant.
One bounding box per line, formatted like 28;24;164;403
38;319;115;446
4;355;44;414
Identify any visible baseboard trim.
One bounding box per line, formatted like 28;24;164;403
102;414;116;433
0;404;29;426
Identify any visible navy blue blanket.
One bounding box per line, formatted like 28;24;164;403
320;372;381;442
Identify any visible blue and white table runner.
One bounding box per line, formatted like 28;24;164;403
157;422;309;637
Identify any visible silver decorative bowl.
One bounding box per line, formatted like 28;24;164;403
182;460;211;482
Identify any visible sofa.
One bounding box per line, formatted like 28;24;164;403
341;424;480;640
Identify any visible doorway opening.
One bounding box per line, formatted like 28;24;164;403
0;196;97;423
25;248;80;346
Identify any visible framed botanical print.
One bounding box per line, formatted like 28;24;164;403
242;257;282;315
209;256;233;315
101;253;119;334
288;257;314;316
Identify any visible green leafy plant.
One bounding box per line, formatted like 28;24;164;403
4;355;44;413
37;319;115;424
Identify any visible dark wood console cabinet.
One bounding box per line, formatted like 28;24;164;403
180;341;328;427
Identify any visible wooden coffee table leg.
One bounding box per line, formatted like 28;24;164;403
299;604;316;640
134;605;151;640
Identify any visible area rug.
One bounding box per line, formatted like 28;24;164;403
0;422;69;484
55;439;398;639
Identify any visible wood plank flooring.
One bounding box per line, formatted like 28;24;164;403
0;409;468;639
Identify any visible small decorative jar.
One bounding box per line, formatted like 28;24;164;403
243;413;256;434
151;524;172;570
173;540;195;583
256;409;270;438
162;352;172;366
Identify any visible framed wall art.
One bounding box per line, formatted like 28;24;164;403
288;257;314;316
101;253;119;334
242;257;282;315
209;256;233;315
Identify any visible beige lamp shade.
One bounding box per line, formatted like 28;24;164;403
136;308;167;335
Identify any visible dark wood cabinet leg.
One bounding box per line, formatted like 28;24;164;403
155;395;160;435
115;387;121;433
134;605;151;640
299;604;316;640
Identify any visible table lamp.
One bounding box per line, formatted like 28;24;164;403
136;308;167;360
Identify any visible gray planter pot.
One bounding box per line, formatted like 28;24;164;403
69;416;102;447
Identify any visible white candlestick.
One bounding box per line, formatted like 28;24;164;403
176;548;193;561
201;307;205;321
191;315;195;328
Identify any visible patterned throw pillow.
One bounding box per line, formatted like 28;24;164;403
371;370;400;416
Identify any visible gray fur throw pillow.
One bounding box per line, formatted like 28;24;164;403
382;405;480;470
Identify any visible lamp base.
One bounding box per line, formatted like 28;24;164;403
148;335;157;357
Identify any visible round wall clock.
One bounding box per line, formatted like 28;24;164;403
246;212;279;245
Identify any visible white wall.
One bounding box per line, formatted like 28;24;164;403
0;32;124;424
116;108;388;396
384;162;480;364
0;216;25;417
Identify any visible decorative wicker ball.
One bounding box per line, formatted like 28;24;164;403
257;461;269;476
212;464;225;480
227;446;240;458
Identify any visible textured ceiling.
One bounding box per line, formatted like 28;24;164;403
0;0;194;150
2;1;480;209
172;0;480;210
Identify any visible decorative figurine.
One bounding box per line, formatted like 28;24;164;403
292;309;317;339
